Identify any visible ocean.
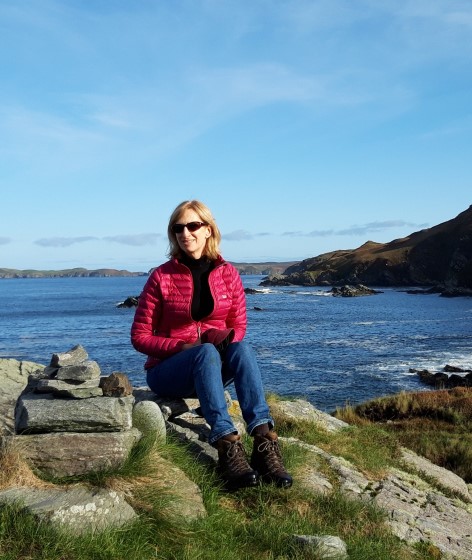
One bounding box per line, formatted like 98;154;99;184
1;275;471;412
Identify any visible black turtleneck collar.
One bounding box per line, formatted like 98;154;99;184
179;254;214;320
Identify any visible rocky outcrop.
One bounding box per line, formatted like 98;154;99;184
262;205;472;290
329;284;382;297
116;296;140;308
411;365;472;388
0;486;137;534
2;355;472;556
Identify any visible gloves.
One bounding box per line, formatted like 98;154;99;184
200;328;235;357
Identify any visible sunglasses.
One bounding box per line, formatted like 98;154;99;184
171;221;207;234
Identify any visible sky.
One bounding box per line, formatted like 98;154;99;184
1;0;471;272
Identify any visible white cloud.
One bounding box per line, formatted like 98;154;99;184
223;230;254;241
103;234;162;246
284;220;428;238
35;236;98;247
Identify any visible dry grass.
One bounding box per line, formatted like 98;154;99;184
0;439;55;490
335;387;472;482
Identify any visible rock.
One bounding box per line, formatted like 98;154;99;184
152;454;206;521
371;469;472;559
444;364;470;373
132;401;166;442
244;288;265;294
400;447;471;502
0;358;44;436
9;429;142;477
55;360;101;382
259;274;293;286
100;372;133;397
167;414;218;465
440;287;472;298
35;378;103;399
272;399;349;433
133;387;195;419
283;437;472;559
296;463;333;495
292;535;348;559
50;345;88;368
15;393;134;433
413;367;472;388
116;296;139;308
330;284;381;297
0;486;137;533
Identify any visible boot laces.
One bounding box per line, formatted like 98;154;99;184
256;438;284;471
225;441;251;475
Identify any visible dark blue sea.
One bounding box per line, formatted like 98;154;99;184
1;275;471;412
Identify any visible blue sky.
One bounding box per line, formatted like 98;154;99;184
1;0;471;272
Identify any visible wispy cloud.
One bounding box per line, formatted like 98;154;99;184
223;230;254;241
103;234;162;246
0;236;11;245
34;236;98;247
223;230;271;241
283;220;428;238
34;234;163;248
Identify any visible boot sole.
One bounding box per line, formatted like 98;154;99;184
223;474;259;491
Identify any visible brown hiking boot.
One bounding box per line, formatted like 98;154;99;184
250;431;293;488
216;434;258;490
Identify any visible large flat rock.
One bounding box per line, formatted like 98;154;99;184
10;429;142;477
15;393;134;433
0;485;137;533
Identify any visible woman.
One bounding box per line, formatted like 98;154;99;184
131;200;292;490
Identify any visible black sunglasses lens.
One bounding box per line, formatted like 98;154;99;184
172;222;205;234
186;222;203;232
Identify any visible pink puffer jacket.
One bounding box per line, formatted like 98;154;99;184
131;256;247;369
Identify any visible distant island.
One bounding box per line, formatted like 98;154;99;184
261;205;472;295
0;268;148;279
0;262;297;279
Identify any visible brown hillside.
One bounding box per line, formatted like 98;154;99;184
281;205;472;288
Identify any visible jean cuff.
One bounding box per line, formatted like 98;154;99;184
247;418;274;436
209;427;238;446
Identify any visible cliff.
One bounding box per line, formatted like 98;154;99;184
267;205;472;289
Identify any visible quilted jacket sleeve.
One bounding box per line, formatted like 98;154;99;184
224;264;247;341
130;270;186;360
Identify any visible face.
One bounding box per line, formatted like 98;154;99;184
173;208;212;259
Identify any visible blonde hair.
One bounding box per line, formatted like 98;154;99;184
167;200;222;260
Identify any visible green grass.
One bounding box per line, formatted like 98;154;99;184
335;387;472;483
0;414;446;560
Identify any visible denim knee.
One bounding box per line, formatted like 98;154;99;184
226;340;254;361
196;342;222;365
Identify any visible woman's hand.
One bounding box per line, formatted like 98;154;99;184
180;338;201;351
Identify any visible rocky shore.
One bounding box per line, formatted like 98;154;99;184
412;364;472;389
1;348;472;558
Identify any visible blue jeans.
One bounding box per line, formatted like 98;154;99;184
146;341;273;445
